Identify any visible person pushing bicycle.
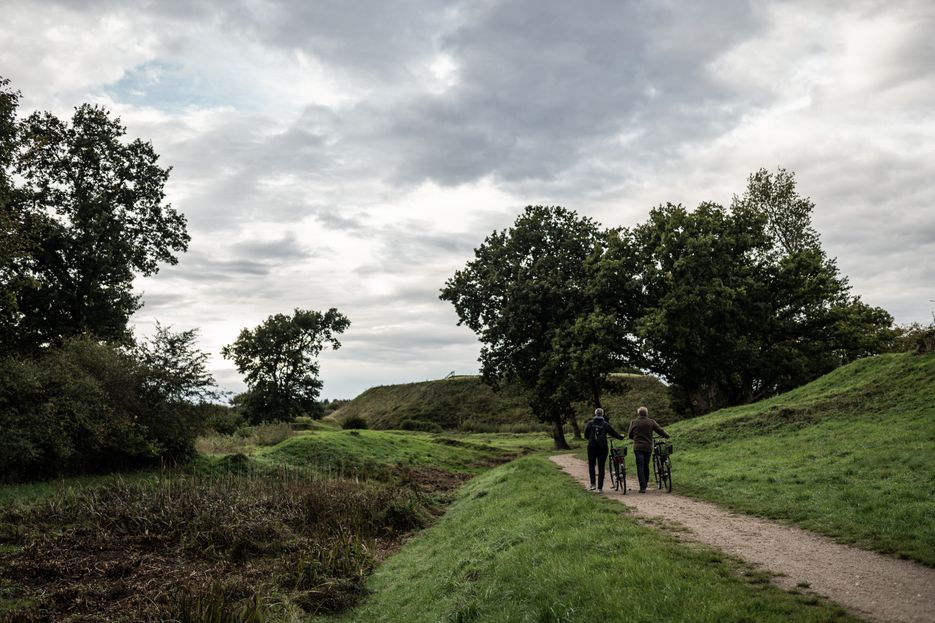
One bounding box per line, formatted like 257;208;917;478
584;408;625;492
627;406;669;493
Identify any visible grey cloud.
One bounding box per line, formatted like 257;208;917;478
318;0;767;186
230;233;316;262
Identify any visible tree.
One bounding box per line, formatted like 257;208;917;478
440;206;635;449
222;308;350;423
628;202;774;414
134;322;220;404
0;76;189;353
628;169;894;415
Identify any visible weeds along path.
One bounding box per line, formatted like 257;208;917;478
550;454;935;623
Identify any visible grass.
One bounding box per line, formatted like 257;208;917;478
330;373;677;432
252;430;520;477
326;456;855;623
667;352;935;565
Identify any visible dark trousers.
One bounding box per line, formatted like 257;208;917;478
587;445;608;490
635;450;652;491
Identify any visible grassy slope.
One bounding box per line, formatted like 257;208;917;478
254;430;518;476
669;352;935;565
0;430;550;507
331;373;676;432
327;457;854;623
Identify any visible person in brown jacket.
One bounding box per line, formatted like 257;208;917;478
627;406;669;493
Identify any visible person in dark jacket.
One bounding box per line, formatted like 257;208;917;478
584;408;625;492
627;406;669;493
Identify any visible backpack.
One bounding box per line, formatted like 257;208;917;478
590;419;608;445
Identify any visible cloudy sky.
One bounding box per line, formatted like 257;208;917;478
3;0;933;399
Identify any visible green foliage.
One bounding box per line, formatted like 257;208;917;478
441;206;634;449
341;415;368;430
893;318;935;355
197;403;245;435
134;322;221;404
0;76;189;353
669;352;935;564
624;169;893;414
340;457;855;622
222;308;350;423
0;332;217;482
0;338;152;481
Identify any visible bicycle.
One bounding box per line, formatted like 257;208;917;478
652;440;673;492
608;439;627;494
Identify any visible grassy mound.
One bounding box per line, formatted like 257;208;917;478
329;457;854;622
330;373;676;432
255;430;515;478
668;352;935;565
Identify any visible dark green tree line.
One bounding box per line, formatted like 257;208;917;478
443;170;895;437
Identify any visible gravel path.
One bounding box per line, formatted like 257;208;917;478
550;454;935;623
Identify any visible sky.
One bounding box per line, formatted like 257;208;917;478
2;0;933;399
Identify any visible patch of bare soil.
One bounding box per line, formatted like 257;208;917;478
551;454;935;623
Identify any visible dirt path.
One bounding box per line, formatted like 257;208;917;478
550;454;935;623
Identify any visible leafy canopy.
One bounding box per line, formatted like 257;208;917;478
440;206;636;448
222;308;350;423
0;76;189;353
627;169;894;414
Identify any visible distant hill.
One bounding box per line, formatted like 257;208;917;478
329;373;676;432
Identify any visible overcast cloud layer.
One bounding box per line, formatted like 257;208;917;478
3;0;933;398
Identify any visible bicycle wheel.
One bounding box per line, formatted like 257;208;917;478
652;454;661;489
609;460;620;491
662;457;672;492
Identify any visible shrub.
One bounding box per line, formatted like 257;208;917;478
341;415;368;430
198;403;245;435
0;336;210;482
399;419;443;433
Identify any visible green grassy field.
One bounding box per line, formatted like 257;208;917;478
325;456;854;623
330;373;677;432
667;352;935;565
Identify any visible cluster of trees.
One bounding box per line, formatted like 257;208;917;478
0;77;217;480
441;170;895;449
1;77;349;479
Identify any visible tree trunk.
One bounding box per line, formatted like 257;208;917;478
570;417;581;439
551;418;571;450
589;375;602;409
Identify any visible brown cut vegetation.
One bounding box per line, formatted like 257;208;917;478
0;469;454;622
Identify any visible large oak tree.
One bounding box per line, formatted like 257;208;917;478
441;206;636;449
0;77;189;353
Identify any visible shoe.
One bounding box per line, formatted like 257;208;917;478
639;489;646;493
598;489;603;493
588;485;596;491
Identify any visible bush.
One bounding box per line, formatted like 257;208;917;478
0;336;210;482
198;403;245;435
399;419;443;433
341;416;368;430
894;320;935;355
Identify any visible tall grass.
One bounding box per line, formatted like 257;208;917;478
0;469;435;621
